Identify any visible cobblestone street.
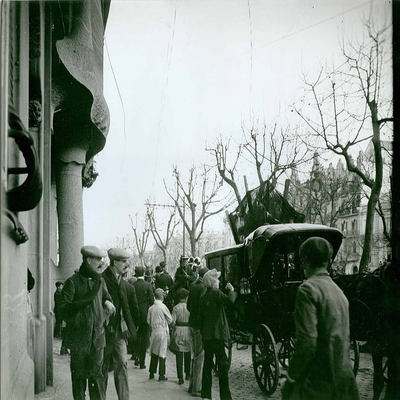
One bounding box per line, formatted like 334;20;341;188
36;339;383;400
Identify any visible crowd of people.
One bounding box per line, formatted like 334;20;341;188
54;238;359;400
54;250;235;400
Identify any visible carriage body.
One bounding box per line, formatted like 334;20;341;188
205;223;343;336
204;223;344;395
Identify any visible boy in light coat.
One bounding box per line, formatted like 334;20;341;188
147;288;173;381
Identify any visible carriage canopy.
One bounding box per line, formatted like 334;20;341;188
244;223;343;277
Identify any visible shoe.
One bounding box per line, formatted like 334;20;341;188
178;378;184;385
140;364;146;369
149;373;154;380
134;359;140;366
159;376;168;381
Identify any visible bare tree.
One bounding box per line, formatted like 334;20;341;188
129;213;150;267
295;21;392;272
164;165;229;256
206;136;243;205
308;173;361;227
242;120;308;190
146;203;179;266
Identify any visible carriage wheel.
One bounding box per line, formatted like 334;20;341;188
278;337;295;370
252;324;280;395
350;339;360;376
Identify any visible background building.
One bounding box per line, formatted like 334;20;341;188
287;146;391;274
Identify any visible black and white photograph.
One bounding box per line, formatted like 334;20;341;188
0;0;399;399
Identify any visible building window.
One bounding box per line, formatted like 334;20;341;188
352;241;357;254
353;265;358;274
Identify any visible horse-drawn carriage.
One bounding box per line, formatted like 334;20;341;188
204;223;360;396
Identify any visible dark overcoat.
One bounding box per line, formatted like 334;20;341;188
155;271;174;290
187;278;206;329
102;267;139;341
132;278;154;326
198;287;233;343
59;268;111;353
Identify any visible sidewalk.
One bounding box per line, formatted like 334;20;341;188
35;339;196;400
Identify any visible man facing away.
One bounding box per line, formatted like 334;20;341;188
59;246;115;400
147;288;173;381
187;266;208;397
132;265;154;369
155;261;174;291
102;248;139;400
282;237;359;400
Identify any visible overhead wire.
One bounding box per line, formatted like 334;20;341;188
247;0;253;115
151;3;177;195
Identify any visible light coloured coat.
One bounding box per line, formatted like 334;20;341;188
288;273;359;400
147;299;173;358
172;302;192;353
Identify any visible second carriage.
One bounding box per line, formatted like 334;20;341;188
204;223;359;396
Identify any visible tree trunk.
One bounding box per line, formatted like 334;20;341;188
359;101;383;273
190;236;197;256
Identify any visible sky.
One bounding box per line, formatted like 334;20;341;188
83;0;391;248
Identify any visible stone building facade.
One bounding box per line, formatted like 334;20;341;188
287;147;391;274
0;1;110;398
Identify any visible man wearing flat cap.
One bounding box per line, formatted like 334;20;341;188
282;237;359;400
101;248;139;400
132;265;154;369
59;245;115;400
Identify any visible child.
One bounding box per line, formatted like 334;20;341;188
172;288;192;385
147;288;173;381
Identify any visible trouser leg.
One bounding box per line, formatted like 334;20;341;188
149;353;159;374
113;337;129;400
189;328;204;394
176;351;183;379
159;357;166;377
138;324;149;367
184;352;191;376
88;347;106;400
70;351;87;400
201;340;214;400
214;340;232;400
54;316;62;337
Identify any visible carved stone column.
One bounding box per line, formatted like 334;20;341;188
54;130;89;280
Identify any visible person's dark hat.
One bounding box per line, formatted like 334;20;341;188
199;267;209;278
159;261;166;268
299;237;333;266
176;287;189;301
188;257;194;263
135;266;145;277
81;245;106;259
55;281;63;288
107;248;131;261
155;265;163;273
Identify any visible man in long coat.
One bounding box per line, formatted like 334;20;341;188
187;266;208;396
59;246;115;400
132;265;154;369
282;237;359;400
102;248;139;400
